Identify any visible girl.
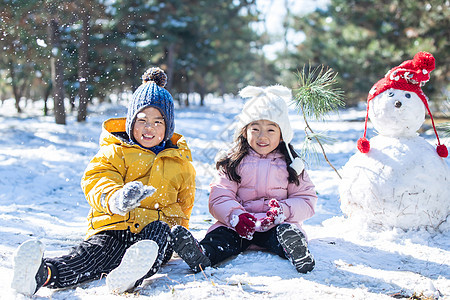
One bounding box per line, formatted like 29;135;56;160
170;85;317;274
11;67;196;295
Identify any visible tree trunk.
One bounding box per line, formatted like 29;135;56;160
43;81;52;116
194;73;206;106
126;56;140;92
165;43;175;90
8;60;22;113
131;58;139;92
49;18;66;125
200;91;205;106
69;93;76;112
218;75;227;103
77;9;90;122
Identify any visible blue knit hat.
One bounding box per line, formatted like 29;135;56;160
126;67;175;143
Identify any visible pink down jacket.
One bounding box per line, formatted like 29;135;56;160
208;149;317;238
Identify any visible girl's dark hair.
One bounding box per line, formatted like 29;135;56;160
216;127;302;185
216;127;250;183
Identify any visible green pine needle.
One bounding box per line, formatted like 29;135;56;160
293;65;345;120
437;122;450;138
300;132;336;166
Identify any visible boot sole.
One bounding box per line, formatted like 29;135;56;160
171;226;211;273
106;240;158;294
11;239;45;296
277;224;315;273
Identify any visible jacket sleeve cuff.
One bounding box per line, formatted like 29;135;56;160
229;209;246;227
104;191;121;215
281;203;290;219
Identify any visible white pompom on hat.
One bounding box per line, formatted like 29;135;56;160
235;85;304;173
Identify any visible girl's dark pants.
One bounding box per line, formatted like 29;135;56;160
44;220;172;289
199;226;287;266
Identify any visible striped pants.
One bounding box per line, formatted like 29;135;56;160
44;220;172;289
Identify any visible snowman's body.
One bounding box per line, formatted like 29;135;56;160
339;88;450;231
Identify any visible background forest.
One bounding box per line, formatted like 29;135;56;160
1;0;449;124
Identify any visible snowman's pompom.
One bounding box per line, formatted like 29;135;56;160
436;144;448;158
413;51;435;72
357;137;370;153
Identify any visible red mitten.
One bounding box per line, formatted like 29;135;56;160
260;217;273;231
260;199;286;230
231;213;256;240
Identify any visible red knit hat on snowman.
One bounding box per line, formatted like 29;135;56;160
357;51;448;158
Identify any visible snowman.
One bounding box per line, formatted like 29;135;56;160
339;52;449;232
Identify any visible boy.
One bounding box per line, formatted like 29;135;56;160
11;67;196;295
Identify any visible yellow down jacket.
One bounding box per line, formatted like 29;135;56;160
81;118;196;239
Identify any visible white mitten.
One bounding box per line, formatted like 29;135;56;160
109;181;155;215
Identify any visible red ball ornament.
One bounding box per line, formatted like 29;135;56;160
357;137;370;153
436;144;448;158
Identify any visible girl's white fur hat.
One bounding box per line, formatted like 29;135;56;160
235;85;304;173
235;85;294;143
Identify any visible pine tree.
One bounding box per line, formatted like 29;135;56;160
286;0;449;106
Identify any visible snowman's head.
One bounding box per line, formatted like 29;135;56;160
357;51;447;158
368;88;425;137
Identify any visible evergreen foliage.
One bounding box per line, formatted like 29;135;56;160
0;0;272;119
285;0;449;106
437;122;450;138
0;0;448;123
293;65;345;178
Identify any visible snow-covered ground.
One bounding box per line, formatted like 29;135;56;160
0;96;448;300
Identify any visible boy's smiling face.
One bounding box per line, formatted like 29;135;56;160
132;107;166;148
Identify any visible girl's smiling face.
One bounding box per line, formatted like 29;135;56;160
245;119;282;156
132;107;166;148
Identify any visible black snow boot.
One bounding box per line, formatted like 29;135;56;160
276;224;315;273
170;225;211;273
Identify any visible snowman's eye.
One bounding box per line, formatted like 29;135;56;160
388;92;394;97
405;93;411;98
